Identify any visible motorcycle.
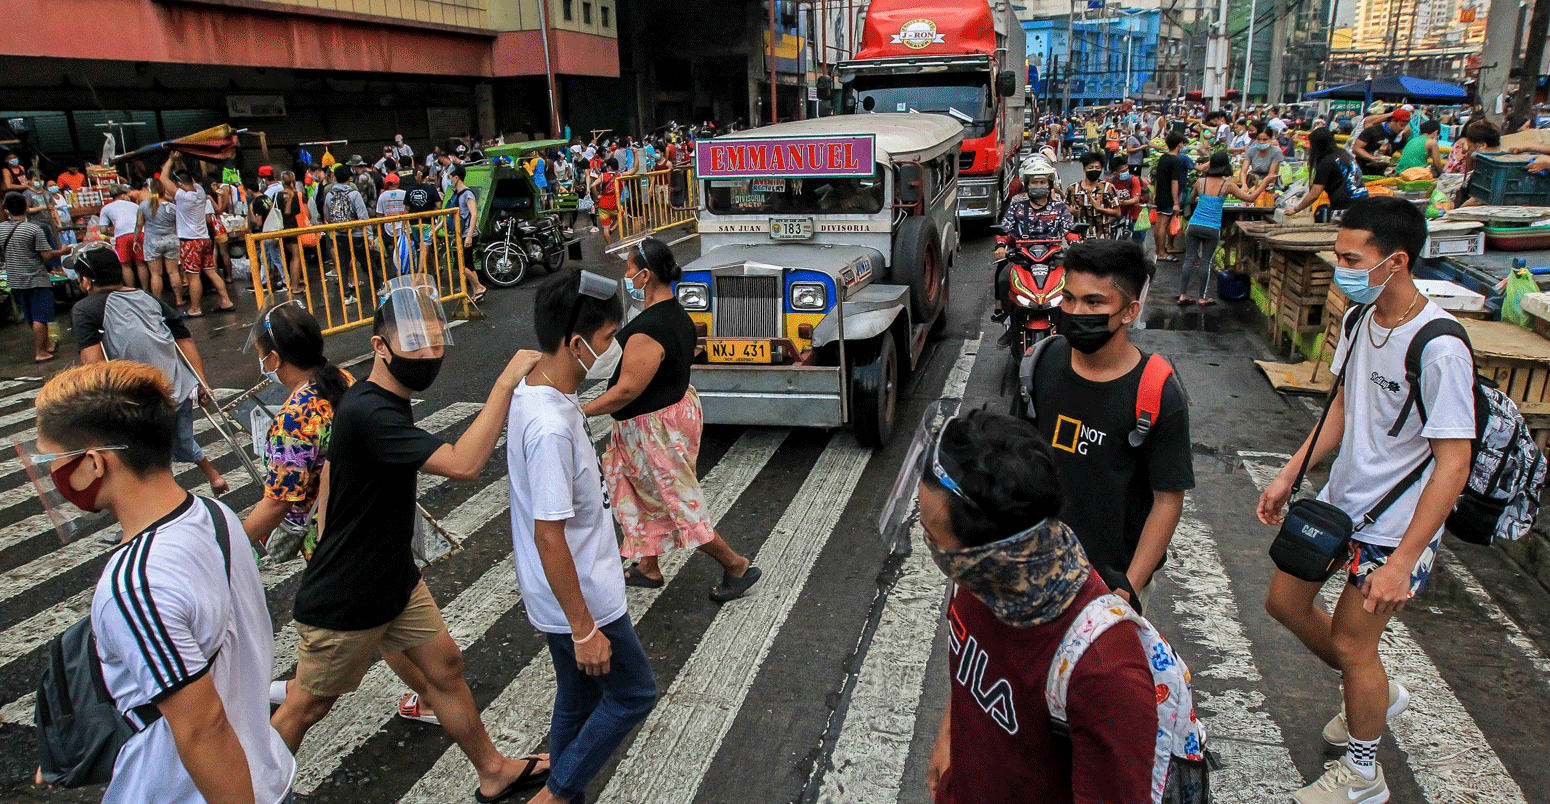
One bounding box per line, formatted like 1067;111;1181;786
481;211;573;288
998;222;1088;419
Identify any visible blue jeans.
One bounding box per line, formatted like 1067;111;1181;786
258;239;284;287
544;614;657;800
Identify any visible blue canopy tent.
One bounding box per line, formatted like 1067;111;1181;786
1302;76;1470;107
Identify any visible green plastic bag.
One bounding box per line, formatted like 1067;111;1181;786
1133;208;1152;232
1502;269;1537;329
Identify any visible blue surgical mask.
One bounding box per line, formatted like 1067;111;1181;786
625;266;647;302
1334;253;1399;304
258;353;283;388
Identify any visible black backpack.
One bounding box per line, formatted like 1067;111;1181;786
1340;306;1546;545
35;497;233;787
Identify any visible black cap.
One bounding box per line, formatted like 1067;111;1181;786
70;244;123;284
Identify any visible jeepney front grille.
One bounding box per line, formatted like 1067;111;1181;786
714;276;781;337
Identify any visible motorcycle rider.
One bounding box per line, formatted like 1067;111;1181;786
993;157;1075;326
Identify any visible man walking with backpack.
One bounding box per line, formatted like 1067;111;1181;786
1019;239;1193;613
323;165;374;305
31;361;295;803
1257;197;1475;804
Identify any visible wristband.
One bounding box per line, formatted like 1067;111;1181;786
572;625;600;645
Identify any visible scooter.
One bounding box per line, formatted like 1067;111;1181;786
1000;222;1090;360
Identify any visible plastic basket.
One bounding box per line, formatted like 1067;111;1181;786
1397;179;1436;193
1467;153;1550;206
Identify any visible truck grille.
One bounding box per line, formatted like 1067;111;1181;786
714;275;781;338
959;151;975;170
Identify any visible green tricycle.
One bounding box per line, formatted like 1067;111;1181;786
461;140;581;287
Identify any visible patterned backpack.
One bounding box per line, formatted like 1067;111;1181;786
1046;594;1212;804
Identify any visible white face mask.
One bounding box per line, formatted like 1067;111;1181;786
578;336;623;380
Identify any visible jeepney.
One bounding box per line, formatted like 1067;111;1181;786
681;114;962;446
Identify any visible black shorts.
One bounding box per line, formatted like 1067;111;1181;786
13;287;55;324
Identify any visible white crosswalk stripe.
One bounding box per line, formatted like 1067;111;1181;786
1240;451;1529;803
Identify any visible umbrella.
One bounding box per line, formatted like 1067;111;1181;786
111;124;239;165
1302;76;1470;105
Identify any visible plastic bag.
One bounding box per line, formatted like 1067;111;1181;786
1134;208;1152;232
1502;269;1537;329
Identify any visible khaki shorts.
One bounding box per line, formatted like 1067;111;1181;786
294;580;446;697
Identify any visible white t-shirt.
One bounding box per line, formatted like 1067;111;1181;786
1318;301;1477;547
101;199;140;240
506;380;627;634
376;188;407;234
263;182;283;201
172;185;209;240
91;496;296;804
1268;116;1289;134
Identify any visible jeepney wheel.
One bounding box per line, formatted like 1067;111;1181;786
482;243;528;288
849;333;899;448
892;217;945;323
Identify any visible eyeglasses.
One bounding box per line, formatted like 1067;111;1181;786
21;445;127;469
924;416;981;512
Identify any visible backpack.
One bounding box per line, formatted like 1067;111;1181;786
325;186;355;225
1046;594;1212;804
1341;306;1547;545
35;497;233;787
1019;335;1177;448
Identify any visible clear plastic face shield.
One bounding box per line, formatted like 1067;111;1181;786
14;440;124;543
878;399;970;554
377;274;454;355
242;299;305;354
567;270;621;338
63;241;117;284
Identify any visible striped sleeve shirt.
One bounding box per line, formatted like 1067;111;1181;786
0;219;53;290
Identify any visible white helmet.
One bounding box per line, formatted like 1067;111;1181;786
1020;154;1057;186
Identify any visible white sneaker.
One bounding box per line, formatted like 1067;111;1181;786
269;679;288;706
1323;681;1410;746
1293;757;1389;804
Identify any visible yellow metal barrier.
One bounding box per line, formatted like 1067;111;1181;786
615;167;699;240
245;208;474;336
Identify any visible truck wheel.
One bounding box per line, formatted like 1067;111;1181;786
482;243;528;288
849;333;899;448
891;216;945;323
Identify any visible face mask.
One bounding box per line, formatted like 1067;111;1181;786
577;336;623;380
1084;169;1103;182
924;517;1091;627
1028;185;1050;200
1060;309;1123;354
46;186;57;194
32;181;42;189
7;158;18;166
258;353;283;388
51;453;106;513
625;267;647;302
1334;252;1399;304
384;345;444;392
1116;170;1131;181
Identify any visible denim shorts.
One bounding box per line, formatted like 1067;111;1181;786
172;399;205;464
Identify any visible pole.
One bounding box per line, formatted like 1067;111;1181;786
769;0;779;125
538;0;561;135
1242;0;1256;102
1064;0;1074;112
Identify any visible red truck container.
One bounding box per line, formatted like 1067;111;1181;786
832;0;1026;221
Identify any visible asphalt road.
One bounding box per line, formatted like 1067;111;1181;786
1;198;1549;804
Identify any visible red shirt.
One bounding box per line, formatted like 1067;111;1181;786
1108;175;1148;222
57;171;86;191
939;572;1158;804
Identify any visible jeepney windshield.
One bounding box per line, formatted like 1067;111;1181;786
844;78;994;139
704;173;886;216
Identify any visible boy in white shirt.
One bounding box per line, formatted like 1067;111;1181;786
507;271;657;804
1258;196;1475;804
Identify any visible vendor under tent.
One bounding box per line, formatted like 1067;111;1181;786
1302;76;1470;106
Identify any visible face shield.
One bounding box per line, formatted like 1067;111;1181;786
14;440;122;543
878;399;969;554
377;274;454;354
567;270;621;337
243;299;305;354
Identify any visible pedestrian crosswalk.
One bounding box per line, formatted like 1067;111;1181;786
0;345;1548;804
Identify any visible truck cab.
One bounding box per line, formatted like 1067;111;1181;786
682;114;962;446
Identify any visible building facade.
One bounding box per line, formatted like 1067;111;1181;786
1023;10;1175;109
1327;0;1487;85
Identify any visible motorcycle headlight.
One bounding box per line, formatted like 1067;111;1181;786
789;281;828;311
676;282;710;311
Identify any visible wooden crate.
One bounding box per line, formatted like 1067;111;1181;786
1459;319;1550;408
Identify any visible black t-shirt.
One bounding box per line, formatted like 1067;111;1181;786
610;299;697;420
1152;153;1185;210
1312;151;1364;208
293;381;446;631
1355;123;1402;174
404;181;441;214
1029;339;1194;583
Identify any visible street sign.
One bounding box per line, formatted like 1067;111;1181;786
1087;0;1105;8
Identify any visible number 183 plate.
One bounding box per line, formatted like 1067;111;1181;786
769;217;813;240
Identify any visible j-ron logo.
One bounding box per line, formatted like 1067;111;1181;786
891;18;946;49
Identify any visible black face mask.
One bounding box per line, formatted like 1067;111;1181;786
384;345;444;392
1059;309;1122;354
1085;169;1102;181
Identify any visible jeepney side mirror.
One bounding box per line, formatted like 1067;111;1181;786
997;70;1017;98
896;163;923;208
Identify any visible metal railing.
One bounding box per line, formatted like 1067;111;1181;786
614;166;699;240
245;208;474;335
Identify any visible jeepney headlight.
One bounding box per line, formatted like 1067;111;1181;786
960;184;991;198
790;282;827;311
676;282;709;311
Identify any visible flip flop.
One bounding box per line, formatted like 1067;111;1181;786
710;565;762;603
212;305;238;313
1176;297;1195;306
472;290;488;303
33;355;56;364
183;311;206;318
472;755;550;803
397;692;439;725
624;563;665;588
1198;298;1217;307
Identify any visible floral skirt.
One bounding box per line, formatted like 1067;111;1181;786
603;387;716;560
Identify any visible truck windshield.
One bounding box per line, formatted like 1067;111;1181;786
704;174;886;216
844;79;994;139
